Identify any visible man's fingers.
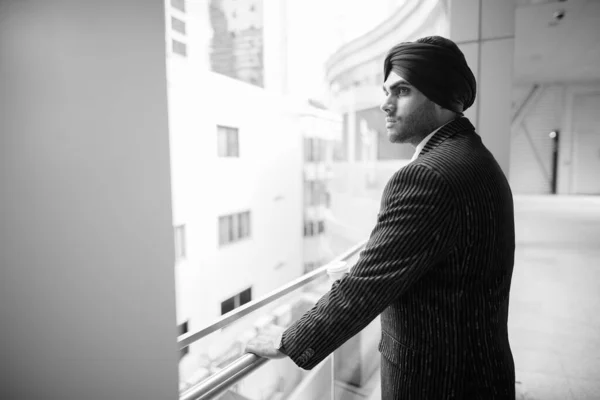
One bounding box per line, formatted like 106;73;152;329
245;338;283;359
245;339;268;356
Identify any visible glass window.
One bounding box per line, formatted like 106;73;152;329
229;214;238;242
318;220;325;234
304;137;311;162
226;215;234;242
219;216;229;245
313;138;321;162
171;0;185;12
217;126;228;157
240;211;251;238
171;16;186;35
221;288;252;316
228;128;239;157
239;287;252;305
219;211;251;246
221;297;235;315
177;320;189;358
172;39;187;57
174;224;186;260
217;125;239;157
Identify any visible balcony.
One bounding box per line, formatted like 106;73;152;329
178;195;600;400
178;240;386;400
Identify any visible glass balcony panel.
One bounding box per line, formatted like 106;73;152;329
178;272;333;398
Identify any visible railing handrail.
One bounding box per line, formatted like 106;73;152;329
180;353;266;400
177;239;367;350
178;240;368;400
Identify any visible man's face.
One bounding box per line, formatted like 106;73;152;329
380;71;439;146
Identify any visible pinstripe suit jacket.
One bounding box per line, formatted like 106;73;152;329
281;117;516;399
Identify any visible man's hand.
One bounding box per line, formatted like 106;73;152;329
244;325;287;359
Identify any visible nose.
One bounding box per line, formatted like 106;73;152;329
380;95;393;114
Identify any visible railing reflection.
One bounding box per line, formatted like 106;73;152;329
178;240;368;400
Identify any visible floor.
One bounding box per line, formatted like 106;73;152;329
366;195;600;400
511;195;600;400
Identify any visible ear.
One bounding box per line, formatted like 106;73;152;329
433;102;446;117
437;104;459;119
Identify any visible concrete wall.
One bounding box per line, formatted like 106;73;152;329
0;1;179;399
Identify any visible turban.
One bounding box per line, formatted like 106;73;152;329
383;41;476;113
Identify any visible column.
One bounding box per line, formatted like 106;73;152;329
0;1;179;398
449;0;516;175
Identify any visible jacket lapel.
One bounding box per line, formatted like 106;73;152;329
418;117;476;158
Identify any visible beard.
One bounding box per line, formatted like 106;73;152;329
387;100;439;145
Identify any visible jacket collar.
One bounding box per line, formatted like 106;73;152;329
418;117;476;158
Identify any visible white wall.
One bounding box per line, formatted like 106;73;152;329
0;1;179;399
169;69;306;386
510;84;562;194
510;82;600;195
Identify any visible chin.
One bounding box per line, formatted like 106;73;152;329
387;129;405;144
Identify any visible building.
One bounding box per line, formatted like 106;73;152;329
300;100;343;274
165;0;304;391
164;0;346;395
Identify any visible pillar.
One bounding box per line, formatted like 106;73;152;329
449;0;516;175
0;1;179;399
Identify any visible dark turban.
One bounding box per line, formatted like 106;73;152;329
383;40;476;113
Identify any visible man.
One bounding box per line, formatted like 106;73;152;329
246;36;516;399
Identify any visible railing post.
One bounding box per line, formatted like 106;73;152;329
177;241;366;400
326;260;350;400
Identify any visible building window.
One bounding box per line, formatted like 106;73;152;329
334;114;349;161
305;180;327;207
219;211;251;246
172;39;187;57
178;320;189;358
304;138;325;163
303;220;325;237
174;224;186;260
171;0;185;12
171;16;186;35
304;138;311;162
221;287;252;315
314;138;323;162
217;125;239;157
318;220;325;233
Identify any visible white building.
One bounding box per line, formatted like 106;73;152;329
164;0;344;394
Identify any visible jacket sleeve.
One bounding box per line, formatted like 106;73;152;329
280;164;459;370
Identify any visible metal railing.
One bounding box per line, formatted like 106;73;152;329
178;239;367;400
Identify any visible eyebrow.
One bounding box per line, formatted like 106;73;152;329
383;80;412;93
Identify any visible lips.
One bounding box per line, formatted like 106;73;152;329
386;118;396;128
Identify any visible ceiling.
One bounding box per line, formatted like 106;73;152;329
514;0;600;84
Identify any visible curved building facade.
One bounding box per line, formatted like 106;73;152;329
325;0;450;165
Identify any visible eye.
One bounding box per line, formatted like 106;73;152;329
394;87;410;95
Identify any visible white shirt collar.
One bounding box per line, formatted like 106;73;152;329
410;121;452;162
